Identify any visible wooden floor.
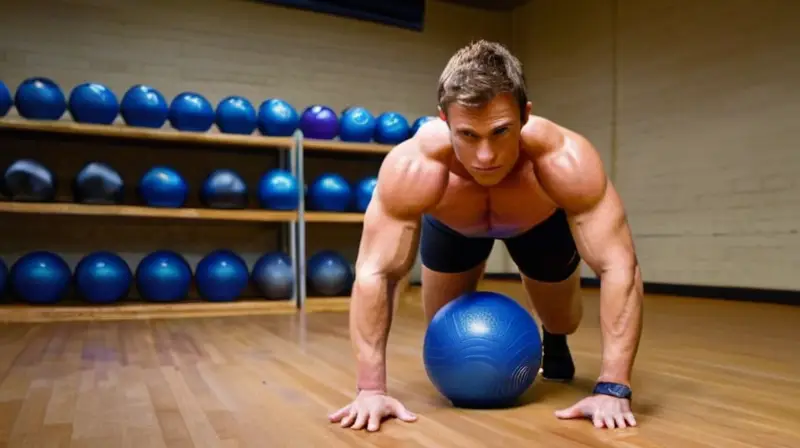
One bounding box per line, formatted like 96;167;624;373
0;280;797;447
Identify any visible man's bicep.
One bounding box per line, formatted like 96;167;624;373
356;198;421;280
568;183;636;275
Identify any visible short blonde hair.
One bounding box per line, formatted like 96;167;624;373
437;40;528;119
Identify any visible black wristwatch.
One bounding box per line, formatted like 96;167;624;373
593;382;632;401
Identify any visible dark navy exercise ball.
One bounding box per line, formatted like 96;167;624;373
411;115;437;136
10;251;71;304
195;250;249;302
75;251;132;304
135;251;192;302
0;81;12;117
258;169;299;210
120;85;169;128
339;106;376;142
2;159;56;202
423;291;542;409
14;77;67;120
0;258;7;298
138;166;188;208
168;92;215;132
252;251;294;300
300;105;338;140
68;82;119;125
200;169;248;209
354;176;378;212
73;162;124;205
307;250;353;297
257;98;299;136
216;96;257;135
374;112;410;144
308;173;352;212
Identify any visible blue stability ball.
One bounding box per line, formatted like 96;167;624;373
300;105;339;140
138;166;188;208
339;106;376;142
10;251;72;304
120;85;169;128
68;82;119;125
135;251;192;302
14;77;67;120
258;168;299;210
2;159;57;202
195;250;249;302
374;112;410;144
411;115;437;136
423;291;542;409
216;96;257;135
0;81;12;116
258;98;299;136
308;173;352;212
252;251;294;300
354;176;378;212
73;162;125;205
75;251;133;304
200;169;248;209
169;92;215;132
307;250;353;297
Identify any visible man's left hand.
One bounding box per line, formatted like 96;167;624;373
555;395;637;429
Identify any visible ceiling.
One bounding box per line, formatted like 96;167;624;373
436;0;531;10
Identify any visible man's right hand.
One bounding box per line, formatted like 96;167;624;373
328;390;417;432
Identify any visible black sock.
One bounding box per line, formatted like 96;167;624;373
541;327;575;381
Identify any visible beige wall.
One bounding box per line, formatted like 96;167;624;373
0;0;512;285
514;0;800;290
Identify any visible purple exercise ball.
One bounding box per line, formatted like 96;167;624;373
300;105;339;140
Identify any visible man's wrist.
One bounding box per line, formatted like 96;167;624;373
593;381;633;401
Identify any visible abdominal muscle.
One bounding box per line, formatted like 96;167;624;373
426;159;559;238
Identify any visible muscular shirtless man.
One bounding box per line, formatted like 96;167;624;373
329;40;644;432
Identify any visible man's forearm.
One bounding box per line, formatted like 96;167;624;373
350;272;394;392
597;263;644;386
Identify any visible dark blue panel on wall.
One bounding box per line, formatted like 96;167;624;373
257;0;426;31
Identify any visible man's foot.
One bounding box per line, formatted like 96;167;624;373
541;327;575;382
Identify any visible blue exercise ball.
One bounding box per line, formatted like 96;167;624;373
0;258;7;298
216;96;257;135
138;166;188;208
73;162;124;205
10;251;71;304
2;159;56;202
308;173;352;212
135;251;192;302
195;250;249;302
14;77;66;120
258;169;299;210
354;176;377;212
374;112;410;144
120;85;169;128
252;251;294;300
75;251;133;304
339;107;376;142
0;81;12;117
307;250;353;297
68;82;119;125
411;115;437;136
168;92;215;132
258;98;299;136
423;291;542;409
300;105;338;140
200;169;248;209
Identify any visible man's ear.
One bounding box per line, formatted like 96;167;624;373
437;105;447;123
521;101;532;124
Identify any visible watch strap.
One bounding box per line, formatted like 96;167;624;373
593;382;632;401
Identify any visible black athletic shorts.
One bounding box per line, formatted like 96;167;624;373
419;209;581;282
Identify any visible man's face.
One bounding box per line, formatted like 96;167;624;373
440;93;531;186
